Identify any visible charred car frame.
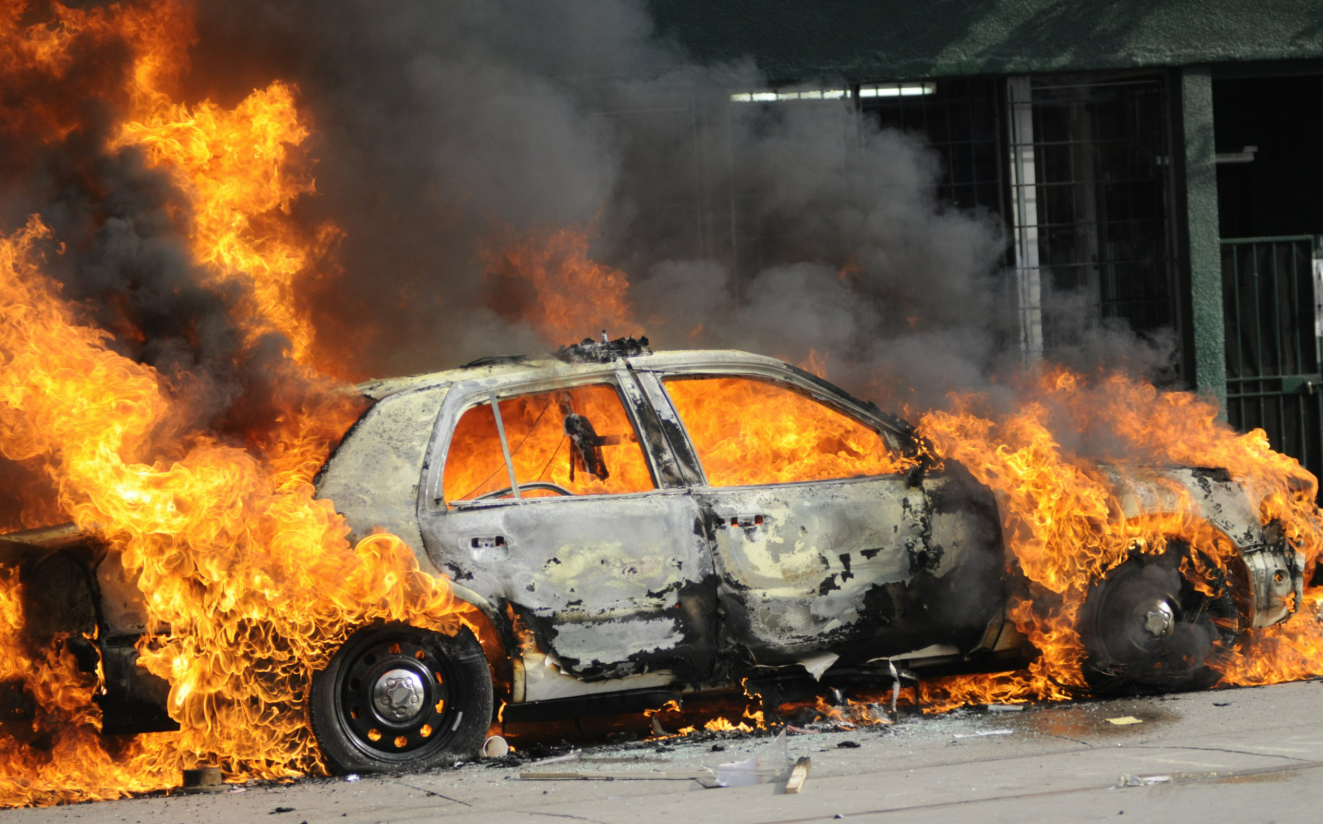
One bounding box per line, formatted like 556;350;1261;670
1;338;1307;772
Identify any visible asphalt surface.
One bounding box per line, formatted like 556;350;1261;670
10;680;1323;823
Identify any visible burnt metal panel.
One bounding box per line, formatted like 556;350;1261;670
418;366;718;684
696;477;935;663
422;491;716;683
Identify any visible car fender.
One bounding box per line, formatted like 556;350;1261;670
1104;465;1304;628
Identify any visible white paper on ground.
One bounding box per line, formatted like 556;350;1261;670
952;729;1012;739
712;729;792;788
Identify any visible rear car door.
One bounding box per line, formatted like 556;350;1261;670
635;368;934;664
418;369;716;684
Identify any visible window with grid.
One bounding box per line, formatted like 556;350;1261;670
1011;75;1176;342
859;77;1005;216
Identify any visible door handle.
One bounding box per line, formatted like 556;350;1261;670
467;535;510;562
727;514;766;529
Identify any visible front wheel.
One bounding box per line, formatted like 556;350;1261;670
310;623;493;773
1080;541;1241;693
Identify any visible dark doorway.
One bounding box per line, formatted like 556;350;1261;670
1215;75;1323;239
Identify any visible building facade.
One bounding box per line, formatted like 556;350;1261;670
650;0;1323;482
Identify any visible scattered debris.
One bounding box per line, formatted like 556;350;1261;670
1107;716;1144;726
344;774;360;782
269;807;296;815
482;735;510;759
713;729;794;788
534;751;579;766
523;741;578;761
889;662;902;716
837;740;860;749
952;730;1012;740
985;704;1025;713
1213;702;1231;707
518;771;706;782
1118;774;1170;787
651;716;670;737
555;334;652;364
179;767;224;794
784;757;812;794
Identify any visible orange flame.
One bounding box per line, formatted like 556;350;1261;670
481;223;639;346
114;81;339;372
915;367;1323;710
0;1;470;806
664;376;917;487
797;348;829;379
0;212;471;804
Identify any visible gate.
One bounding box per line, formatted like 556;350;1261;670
1221;235;1323;486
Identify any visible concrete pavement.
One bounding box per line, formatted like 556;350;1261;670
10;680;1322;823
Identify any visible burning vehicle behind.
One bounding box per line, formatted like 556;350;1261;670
2;338;1306;773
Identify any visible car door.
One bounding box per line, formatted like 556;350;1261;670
417;369;716;685
636;369;933;664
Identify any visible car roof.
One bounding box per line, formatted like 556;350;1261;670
355;348;789;401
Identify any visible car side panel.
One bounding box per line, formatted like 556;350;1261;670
422;492;716;682
417;371;718;684
695;478;932;662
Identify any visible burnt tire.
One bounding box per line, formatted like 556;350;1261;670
1080;542;1240;693
310;623;492;774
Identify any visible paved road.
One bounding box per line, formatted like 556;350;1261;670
12;681;1322;823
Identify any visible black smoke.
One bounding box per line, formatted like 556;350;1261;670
177;0;1172;401
0;0;1178;527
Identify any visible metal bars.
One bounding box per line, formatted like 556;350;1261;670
1007;77;1043;363
859;77;1005;214
1007;74;1178;350
1221;236;1323;487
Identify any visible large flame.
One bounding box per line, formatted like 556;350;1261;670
664;376;917;486
916;368;1323;710
0;1;469;807
114;80;337;373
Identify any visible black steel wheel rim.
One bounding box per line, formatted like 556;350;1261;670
1085;545;1240;682
334;630;461;762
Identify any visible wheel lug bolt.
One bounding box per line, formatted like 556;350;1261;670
1141;602;1174;638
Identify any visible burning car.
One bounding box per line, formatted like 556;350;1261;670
1;338;1305;774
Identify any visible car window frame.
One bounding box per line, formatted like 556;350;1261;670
638;365;910;491
424;367;667;510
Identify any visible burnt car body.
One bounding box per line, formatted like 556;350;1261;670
319;344;1018;705
2;339;1307;771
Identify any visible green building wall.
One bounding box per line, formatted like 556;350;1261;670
649;0;1323;84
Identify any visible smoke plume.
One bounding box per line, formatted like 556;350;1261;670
0;0;1180;529
177;0;1172;396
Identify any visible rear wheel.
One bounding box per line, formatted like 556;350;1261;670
1080;541;1240;693
310;623;492;773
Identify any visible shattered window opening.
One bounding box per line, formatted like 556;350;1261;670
662;376;907;487
442;383;655;505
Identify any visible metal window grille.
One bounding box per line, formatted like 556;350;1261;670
720;78;1008;291
1222;235;1323;487
859;77;1005;215
1007;74;1178;355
